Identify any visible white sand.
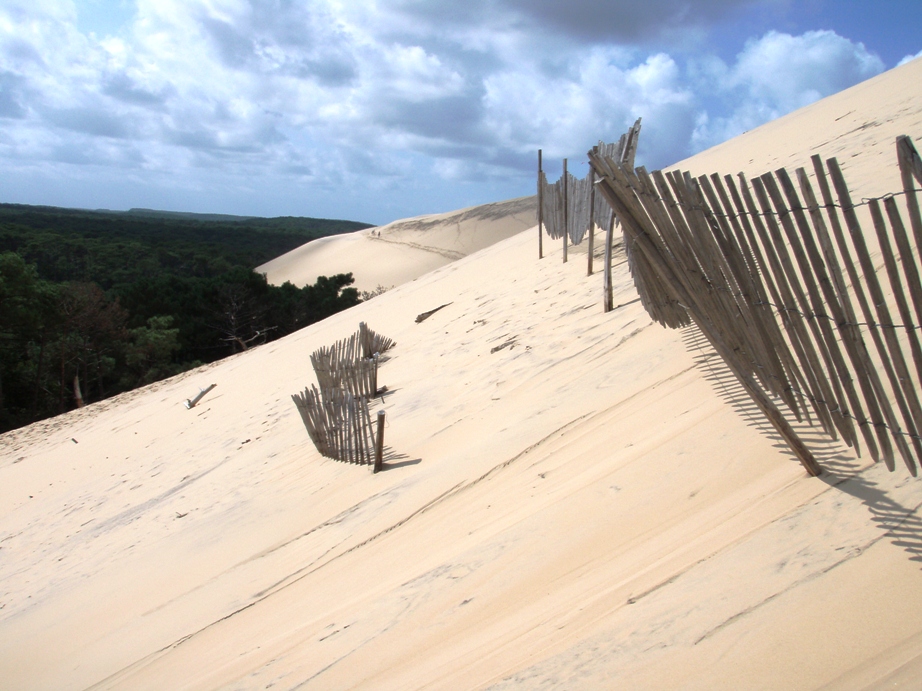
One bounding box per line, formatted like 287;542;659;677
256;196;537;293
1;58;922;690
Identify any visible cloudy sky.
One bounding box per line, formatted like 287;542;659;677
1;1;920;225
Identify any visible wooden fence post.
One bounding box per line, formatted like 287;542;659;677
562;158;568;263
588;167;596;276
538;149;544;259
374;410;385;473
603;213;615;312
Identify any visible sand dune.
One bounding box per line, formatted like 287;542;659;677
1;59;922;690
256;196;537;293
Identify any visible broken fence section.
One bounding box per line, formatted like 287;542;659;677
309;321;395;400
538;119;641;251
292;322;395;468
588;135;922;477
292;385;378;466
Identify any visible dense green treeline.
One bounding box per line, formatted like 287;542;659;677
0;204;372;433
0;203;371;286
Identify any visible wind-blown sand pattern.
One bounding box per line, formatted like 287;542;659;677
1;58;921;690
256;196;537;293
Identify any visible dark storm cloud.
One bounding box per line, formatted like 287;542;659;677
0;72;26;118
46;106;134;139
103;74;169;107
390;0;769;42
502;0;765;42
197;2;356;85
372;92;486;144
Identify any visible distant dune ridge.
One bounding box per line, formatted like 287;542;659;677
256;195;537;293
2;58;922;690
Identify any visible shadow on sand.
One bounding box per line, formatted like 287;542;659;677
379;446;422;471
681;325;922;565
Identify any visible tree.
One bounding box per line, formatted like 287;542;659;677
0;252;59;429
125;315;183;385
55;282;128;409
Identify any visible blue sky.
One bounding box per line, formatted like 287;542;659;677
1;1;920;225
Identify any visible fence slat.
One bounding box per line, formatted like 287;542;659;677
827;158;917;474
588;151;821;475
585;135;922;475
797;167;889;460
767;170;862;452
295;324;395;466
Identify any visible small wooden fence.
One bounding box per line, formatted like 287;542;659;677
292;322;395;469
310;322;394;400
589;135;922;477
292;385;381;466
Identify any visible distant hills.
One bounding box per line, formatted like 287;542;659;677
1;202;374;246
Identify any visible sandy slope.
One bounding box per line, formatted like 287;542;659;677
1;59;922;690
256;196;537;293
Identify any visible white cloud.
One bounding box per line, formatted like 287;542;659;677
482;48;695;170
898;49;922;66
0;2;902;222
691;30;885;152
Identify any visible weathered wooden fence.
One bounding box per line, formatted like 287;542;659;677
538;119;640;310
358;321;396;359
310;321;396;399
292;322;395;469
538;119;641;260
292;385;379;466
589;135;922;477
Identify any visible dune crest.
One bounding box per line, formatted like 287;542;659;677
257;196;537;293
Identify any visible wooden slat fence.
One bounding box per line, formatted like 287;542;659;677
359;321;396;359
538;119;641;247
291;385;378;465
588;135;922;477
310;321;396;400
292;322;395;466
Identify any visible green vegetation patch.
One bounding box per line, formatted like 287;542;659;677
0;203;374;433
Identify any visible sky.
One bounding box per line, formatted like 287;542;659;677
1;1;920;225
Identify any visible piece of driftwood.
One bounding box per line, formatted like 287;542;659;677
416;303;452;323
184;383;217;409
